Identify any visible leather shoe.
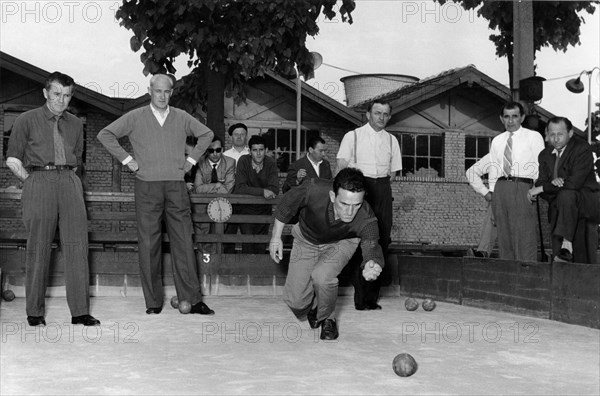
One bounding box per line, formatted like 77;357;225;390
27;316;46;327
307;307;321;329
355;304;368;311
146;307;162;315
320;319;339;340
555;248;573;263
366;302;382;310
191;301;215;315
71;314;101;326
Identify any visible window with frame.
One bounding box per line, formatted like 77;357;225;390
465;136;492;170
399;133;444;177
261;128;320;172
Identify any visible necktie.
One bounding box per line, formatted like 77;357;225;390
211;164;218;183
53;116;67;165
503;132;513;177
553;150;562;179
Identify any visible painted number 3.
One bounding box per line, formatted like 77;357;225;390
203;253;210;263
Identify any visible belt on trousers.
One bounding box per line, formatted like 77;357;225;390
29;165;74;171
497;176;533;184
365;176;391;183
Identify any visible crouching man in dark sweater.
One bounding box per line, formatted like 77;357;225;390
269;168;384;340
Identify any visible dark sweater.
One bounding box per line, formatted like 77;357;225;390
234;154;279;215
275;179;385;268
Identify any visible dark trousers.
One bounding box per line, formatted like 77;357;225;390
22;170;90;317
351;177;393;306
134;180;202;308
549;189;598;264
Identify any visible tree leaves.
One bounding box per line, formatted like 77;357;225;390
116;0;355;107
434;0;598;88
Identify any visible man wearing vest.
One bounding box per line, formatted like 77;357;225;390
337;100;402;310
269;168;384;340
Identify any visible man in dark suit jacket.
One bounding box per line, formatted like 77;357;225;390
282;136;333;193
528;116;600;263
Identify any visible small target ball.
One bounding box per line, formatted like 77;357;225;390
392;353;418;377
404;298;419;311
422;298;436;311
170;296;179;309
178;300;192;314
2;290;15;302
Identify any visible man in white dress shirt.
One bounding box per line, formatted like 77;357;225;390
337;100;402;310
223;123;250;164
465;153;498;258
470;101;545;261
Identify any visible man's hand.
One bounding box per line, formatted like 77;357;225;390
263;189;277;199
269;237;283;263
183;160;193;174
362;260;382;281
127;159;139;172
484;192;493;202
551;177;565;188
296;168;307;183
527;185;543;203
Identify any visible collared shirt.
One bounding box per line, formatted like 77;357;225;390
251;161;264;174
552;147;564;158
307;154;322;177
466;153;493;197
337;123;402;178
486;126;545;191
275;179;384;268
6;104;83;168
223;146;250;164
150;104;170;127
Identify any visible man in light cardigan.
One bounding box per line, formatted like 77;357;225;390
97;74;215;315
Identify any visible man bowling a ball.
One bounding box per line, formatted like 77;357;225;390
269;168;384;340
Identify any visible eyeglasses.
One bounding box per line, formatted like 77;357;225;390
207;148;222;153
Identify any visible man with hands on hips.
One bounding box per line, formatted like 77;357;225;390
269;168;384;340
97;74;215;316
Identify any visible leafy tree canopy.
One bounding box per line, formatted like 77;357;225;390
435;1;597;59
116;0;355;109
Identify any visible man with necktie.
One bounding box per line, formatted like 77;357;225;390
6;71;100;327
483;102;545;261
527;117;599;263
192;135;235;253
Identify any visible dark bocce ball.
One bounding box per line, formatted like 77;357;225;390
170;295;179;309
422;298;436;312
404;298;419;311
178;300;192;314
2;290;15;302
392;353;418;377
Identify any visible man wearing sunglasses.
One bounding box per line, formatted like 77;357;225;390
193;136;235;194
193;136;235;254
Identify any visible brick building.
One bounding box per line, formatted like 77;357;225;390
1;53;565;249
